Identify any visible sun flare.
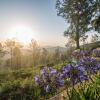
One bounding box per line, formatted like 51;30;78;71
9;25;34;44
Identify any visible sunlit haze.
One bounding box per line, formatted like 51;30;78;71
0;0;67;46
8;24;36;44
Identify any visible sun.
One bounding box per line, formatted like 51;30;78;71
9;25;34;44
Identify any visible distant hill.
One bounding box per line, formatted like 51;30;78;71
42;46;67;53
2;46;67;60
2;41;100;60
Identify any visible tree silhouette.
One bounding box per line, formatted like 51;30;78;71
56;0;99;49
5;39;15;68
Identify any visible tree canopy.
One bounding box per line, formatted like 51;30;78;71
56;0;99;49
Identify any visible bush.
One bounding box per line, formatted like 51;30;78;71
0;79;41;100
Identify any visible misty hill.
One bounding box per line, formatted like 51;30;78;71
43;46;67;53
21;46;67;55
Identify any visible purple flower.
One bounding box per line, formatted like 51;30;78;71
79;57;99;74
50;69;57;75
61;64;73;79
61;64;88;85
79;75;88;81
41;67;46;75
35;67;64;93
55;76;64;87
77;66;85;73
98;64;100;70
80;50;90;57
45;85;50;93
72;50;90;59
35;76;40;84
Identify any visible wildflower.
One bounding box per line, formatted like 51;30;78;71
35;67;64;93
50;68;57;75
80;50;90;57
35;76;40;84
61;64;88;85
55;76;64;87
79;57;99;74
45;85;50;93
72;50;90;60
41;67;46;75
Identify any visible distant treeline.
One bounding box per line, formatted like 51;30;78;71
0;39;69;70
0;39;99;71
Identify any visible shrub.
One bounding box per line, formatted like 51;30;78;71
0;79;41;100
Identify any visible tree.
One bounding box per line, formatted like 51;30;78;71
12;42;22;69
5;39;15;68
80;35;88;50
5;39;22;69
91;0;100;33
0;42;5;57
92;16;100;33
65;37;76;48
29;39;40;67
40;48;48;65
0;42;6;66
54;47;61;63
56;0;98;49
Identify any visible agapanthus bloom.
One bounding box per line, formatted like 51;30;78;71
34;67;64;93
50;68;57;75
34;55;100;94
61;64;88;85
98;64;100;70
55;75;64;87
80;50;90;57
72;49;90;59
79;57;99;74
35;75;41;84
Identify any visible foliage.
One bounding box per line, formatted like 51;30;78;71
92;16;100;33
34;49;100;99
0;49;100;100
56;0;99;49
56;0;95;49
0;67;41;100
35;67;64;94
92;48;100;57
0;79;41;100
63;74;100;100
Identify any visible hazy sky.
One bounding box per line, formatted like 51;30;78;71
0;0;68;46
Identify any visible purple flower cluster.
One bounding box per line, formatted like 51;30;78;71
34;51;100;94
60;57;100;86
72;49;90;60
80;50;90;57
72;49;90;59
61;64;88;85
35;67;64;93
79;57;100;74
